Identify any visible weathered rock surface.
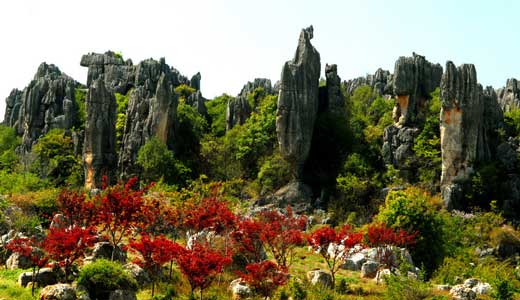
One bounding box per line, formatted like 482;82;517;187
123;263;151;288
307;269;332;287
108;290;137;300
276;25;320;181
440;62;502;209
229;278;252;300
497;78;520;112
382;53;442;172
118;59;180;179
3;63;81;153
344;68;392;96
324;64;344;113
91;242;127;262
40;283;76;300
361;261;379;278
83;79;117;189
18;267;58;288
190;72;201;91
226;78;273;130
6;252;32;269
80;51;135;94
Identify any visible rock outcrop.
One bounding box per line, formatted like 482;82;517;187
3;63;81;153
440;62;502;209
324;64;344;113
497;78;520;112
276;26;320;181
83;79;117;189
343;68;392;96
117;59;179;179
80;51;135;94
226;78;273;130
382;54;442;173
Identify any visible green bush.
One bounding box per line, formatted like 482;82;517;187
0;170;49;195
78;259;138;300
137;137;191;185
384;273;432;300
75;88;87;129
377;188;448;276
0;125;21;171
290;279;307;300
115;91;130;149
256;152;291;195
205;94;232;137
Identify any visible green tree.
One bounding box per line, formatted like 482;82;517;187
115;91;130;150
137;137;190;185
206;94;233;137
31;129;76;185
0;125;21;171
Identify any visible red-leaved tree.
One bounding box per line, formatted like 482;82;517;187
128;234;180;297
56;190;97;227
257;206;307;268
174;243;232;300
365;223;417;270
44;226;98;282
238;260;288;300
7;237;48;296
231;218;265;263
182;196;236;235
95;177;146;260
307;224;363;288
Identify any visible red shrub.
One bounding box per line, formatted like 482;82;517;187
238;260;288;300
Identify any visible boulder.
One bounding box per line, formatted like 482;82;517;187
229;278;252;300
497;78;520;112
39;283;76;300
360;261;379;278
123;263;151;288
342;252;366;271
91;242;127;262
83;79;117;189
19;267;58;288
450;285;477;300
276;25;320;181
108;290;137;300
306;269;332;287
6;252;32;269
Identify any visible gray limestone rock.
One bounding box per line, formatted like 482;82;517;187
343;68;392;96
190;72;201;91
80;51;135;94
440;62;502;209
325;64;344;113
83;79;117;189
226;78;273;130
276;25;321;180
497;78;520;112
4;63;81;153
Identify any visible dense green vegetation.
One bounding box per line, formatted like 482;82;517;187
0;83;519;300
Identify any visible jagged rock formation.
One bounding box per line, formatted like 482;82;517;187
382;54;442;172
190;72;201;91
226;78;273;130
497;78;520;112
440;62;502;209
3;89;23;128
343;68;392;96
80;51;135;94
324;64;344;113
276;25;320;182
83;79;117;189
3;63;81;153
117;59;180;178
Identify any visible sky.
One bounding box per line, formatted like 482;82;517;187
0;0;519;118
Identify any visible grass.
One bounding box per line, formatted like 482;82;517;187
0;268;40;300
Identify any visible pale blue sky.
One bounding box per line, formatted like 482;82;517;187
0;0;518;117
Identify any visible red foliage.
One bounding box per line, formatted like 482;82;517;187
138;197;179;235
174;243;232;298
95;177;146;257
307;224;363;287
182;197;236;234
56;190;97;227
6;237;48;268
238;260;288;299
257;206;307;268
128;234;181;297
44;226;97;280
365;223;417;269
231;218;265;262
